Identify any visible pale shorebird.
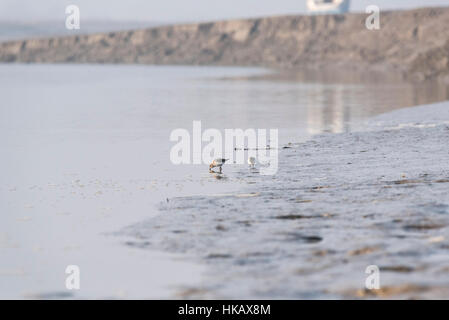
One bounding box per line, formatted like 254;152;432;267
248;156;256;168
209;158;229;173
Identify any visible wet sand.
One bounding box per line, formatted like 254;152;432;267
121;102;449;299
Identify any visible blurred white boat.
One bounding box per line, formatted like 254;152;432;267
307;0;350;14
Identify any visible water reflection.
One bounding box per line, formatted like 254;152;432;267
229;68;449;137
307;85;348;134
304;81;449;134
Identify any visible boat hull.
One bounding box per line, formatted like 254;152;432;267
307;0;350;14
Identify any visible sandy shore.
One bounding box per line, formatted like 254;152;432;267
1;64;448;299
122;101;449;299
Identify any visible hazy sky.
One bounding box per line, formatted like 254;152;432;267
1;0;448;22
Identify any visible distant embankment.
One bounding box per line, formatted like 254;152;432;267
1;7;449;82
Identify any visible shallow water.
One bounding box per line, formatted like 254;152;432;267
0;64;448;298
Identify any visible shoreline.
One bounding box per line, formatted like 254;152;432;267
121;100;449;299
1;63;448;299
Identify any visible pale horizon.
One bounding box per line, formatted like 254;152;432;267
1;0;448;23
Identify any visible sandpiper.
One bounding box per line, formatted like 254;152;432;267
248;156;256;168
209;158;229;173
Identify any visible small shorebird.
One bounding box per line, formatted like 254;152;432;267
209;158;229;173
248;156;256;168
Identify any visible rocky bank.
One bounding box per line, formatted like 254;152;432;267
1;7;449;82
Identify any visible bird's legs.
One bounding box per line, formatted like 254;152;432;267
219;166;222;174
209;166;218;173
